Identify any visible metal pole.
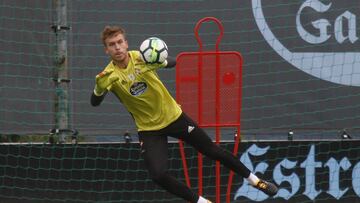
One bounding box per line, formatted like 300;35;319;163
52;0;71;143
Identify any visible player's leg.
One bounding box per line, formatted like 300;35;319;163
176;113;278;196
174;114;250;177
138;132;203;203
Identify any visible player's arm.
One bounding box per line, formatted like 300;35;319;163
163;56;176;68
90;91;107;106
144;56;176;71
90;70;119;106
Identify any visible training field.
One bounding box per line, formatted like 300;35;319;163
1;1;359;202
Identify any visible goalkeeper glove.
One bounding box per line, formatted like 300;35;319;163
94;70;119;96
160;59;168;67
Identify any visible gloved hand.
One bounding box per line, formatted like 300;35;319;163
94;70;119;96
160;59;168;67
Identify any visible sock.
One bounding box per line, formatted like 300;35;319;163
197;196;209;203
247;173;260;186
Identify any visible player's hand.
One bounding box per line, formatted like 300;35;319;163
94;70;119;96
160;59;168;67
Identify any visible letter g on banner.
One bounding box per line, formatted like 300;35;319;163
296;0;331;44
252;0;360;86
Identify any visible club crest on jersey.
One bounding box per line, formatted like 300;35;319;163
127;74;135;81
130;82;147;96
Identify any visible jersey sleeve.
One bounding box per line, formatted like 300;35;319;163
102;65;116;91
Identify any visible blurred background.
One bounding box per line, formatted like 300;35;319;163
1;0;359;143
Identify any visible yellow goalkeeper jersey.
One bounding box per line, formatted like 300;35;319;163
103;50;182;131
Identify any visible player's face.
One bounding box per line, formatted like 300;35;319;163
104;33;129;64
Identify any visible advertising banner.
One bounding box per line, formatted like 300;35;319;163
0;140;359;202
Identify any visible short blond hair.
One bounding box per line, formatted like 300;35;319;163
101;25;126;46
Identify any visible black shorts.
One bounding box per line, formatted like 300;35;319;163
138;112;250;178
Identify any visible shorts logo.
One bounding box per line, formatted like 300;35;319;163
130;82;147;96
252;0;360;86
188;126;195;133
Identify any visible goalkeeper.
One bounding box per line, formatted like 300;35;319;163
91;25;278;203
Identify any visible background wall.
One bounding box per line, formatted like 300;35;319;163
1;0;359;139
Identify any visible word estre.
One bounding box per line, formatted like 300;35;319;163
252;0;360;86
234;144;360;201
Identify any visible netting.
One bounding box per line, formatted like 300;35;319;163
1;0;360;137
0;1;54;134
0;143;187;203
1;141;360;203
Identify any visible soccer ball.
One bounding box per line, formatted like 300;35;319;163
139;37;168;64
